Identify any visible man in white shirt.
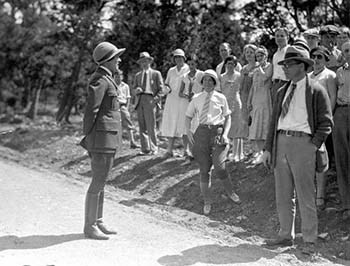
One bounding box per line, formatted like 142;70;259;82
262;46;333;253
271;27;290;105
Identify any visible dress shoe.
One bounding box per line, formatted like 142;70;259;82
299;241;317;255
265;237;294;247
228;192;241;204
203;204;211;215
137;150;150;156
130;143;140;149
150;150;158;155
163;151;173;159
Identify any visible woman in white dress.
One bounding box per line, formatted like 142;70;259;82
178;55;204;158
220;55;243;162
161;49;190;157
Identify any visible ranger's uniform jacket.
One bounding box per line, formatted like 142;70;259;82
83;67;122;153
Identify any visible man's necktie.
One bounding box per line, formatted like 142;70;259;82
142;71;147;91
188;76;194;96
280;83;297;118
199;93;211;124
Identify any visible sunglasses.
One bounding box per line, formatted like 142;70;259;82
311;54;324;60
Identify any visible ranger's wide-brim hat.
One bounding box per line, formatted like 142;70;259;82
137;51;154;64
278;45;314;67
93;42;125;65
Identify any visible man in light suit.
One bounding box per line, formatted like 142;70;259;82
261;45;333;253
133;52;164;155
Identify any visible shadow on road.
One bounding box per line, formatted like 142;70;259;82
0;233;84;251
157;243;277;265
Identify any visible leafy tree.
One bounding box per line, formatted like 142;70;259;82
53;1;106;123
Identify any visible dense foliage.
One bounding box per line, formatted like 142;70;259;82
0;0;348;121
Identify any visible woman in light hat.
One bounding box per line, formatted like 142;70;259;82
161;48;190;158
186;69;241;215
247;46;273;164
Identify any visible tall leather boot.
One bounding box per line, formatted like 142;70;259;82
84;192;109;240
97;191;117;235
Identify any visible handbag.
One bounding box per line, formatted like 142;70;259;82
316;143;328;173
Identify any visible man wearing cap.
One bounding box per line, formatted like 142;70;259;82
320;24;342;72
185;69;241;215
271;27;290;106
133;52;164;155
81;41;125;240
303;28;320;50
261;45;333;252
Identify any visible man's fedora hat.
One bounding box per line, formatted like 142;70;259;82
137;52;154;64
319;25;340;36
278;45;314;67
293;37;310;52
303;28;320;38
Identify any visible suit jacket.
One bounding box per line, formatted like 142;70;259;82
264;75;333;167
133;68;164;109
82;67;122;153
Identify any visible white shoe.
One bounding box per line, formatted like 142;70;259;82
203;204;211;215
228;192;241;204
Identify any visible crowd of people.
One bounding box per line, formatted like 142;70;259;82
81;23;349;253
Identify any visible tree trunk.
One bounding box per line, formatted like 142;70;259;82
55;52;83;124
26;80;44;120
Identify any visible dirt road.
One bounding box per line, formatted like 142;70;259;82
0;159;348;266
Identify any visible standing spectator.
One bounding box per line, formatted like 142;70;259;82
216;42;242;86
261;45;333;253
336;27;350;51
161;49;190;158
133;52;164;155
178;55;204;158
220;55;244;162
319;25;342;72
337;26;350;66
303;28;320;50
115;69;139;149
82;42;125;240
239;44;258;160
185;70;240;215
271;27;290;105
309;46;337;210
247;46;273;165
333;41;350;221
